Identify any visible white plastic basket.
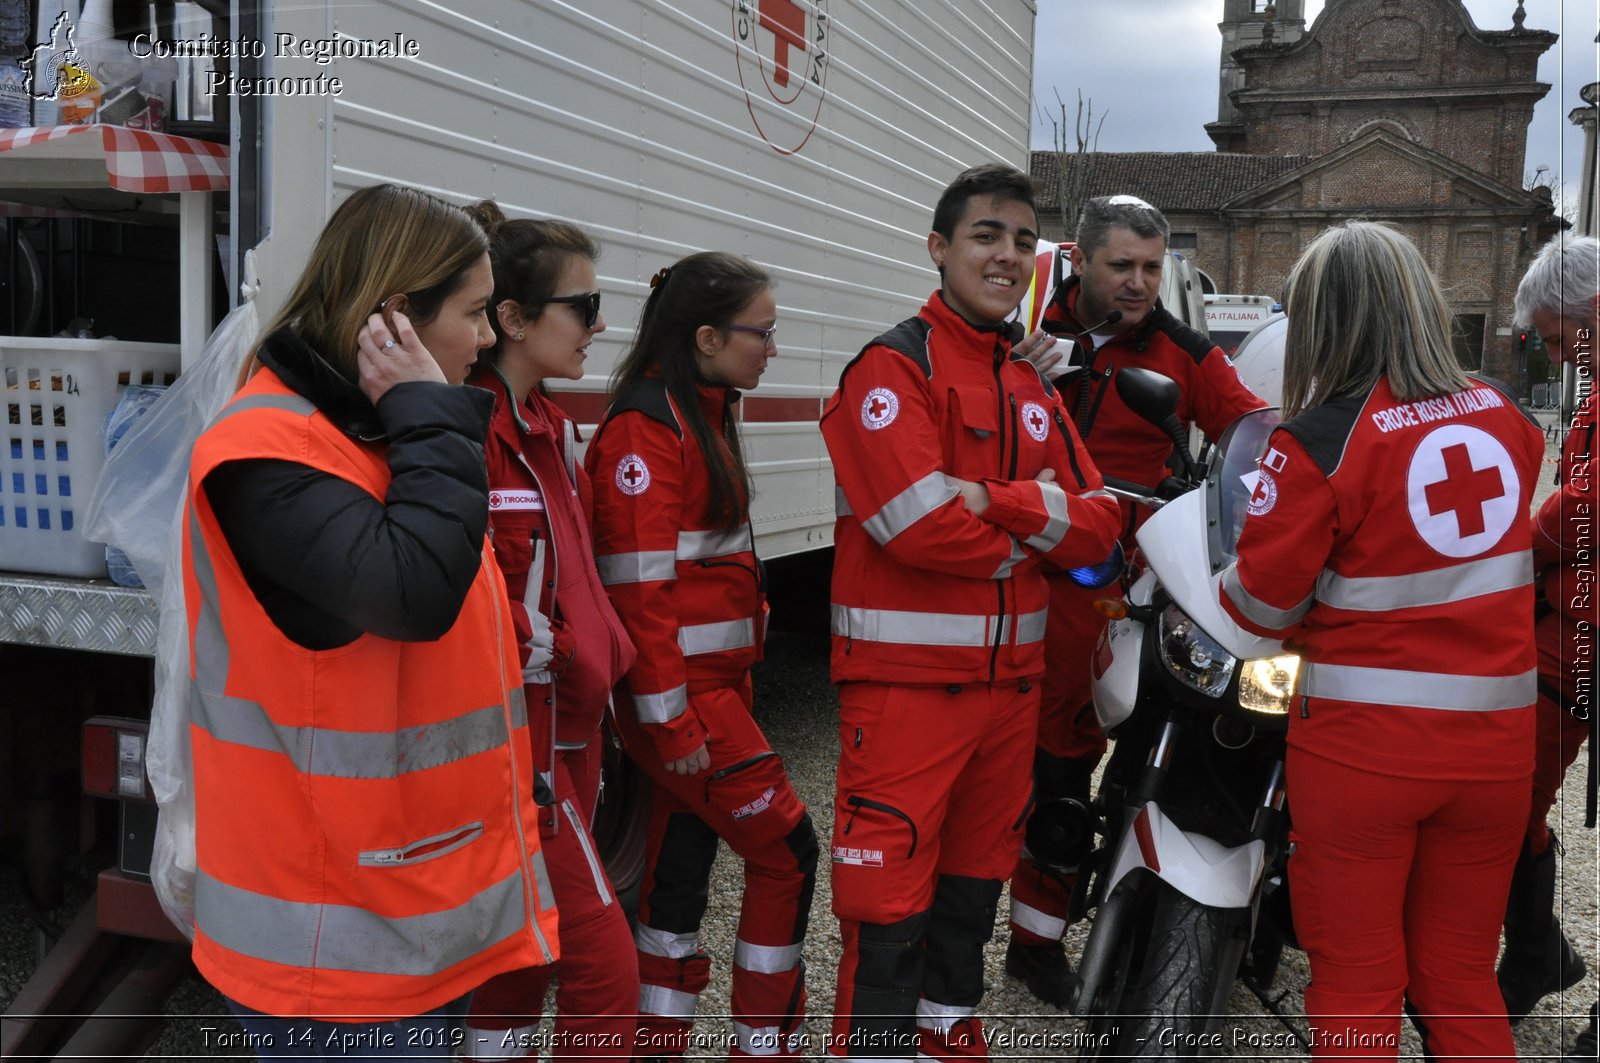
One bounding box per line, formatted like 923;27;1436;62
1;337;180;578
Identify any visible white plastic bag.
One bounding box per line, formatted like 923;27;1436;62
82;263;260;937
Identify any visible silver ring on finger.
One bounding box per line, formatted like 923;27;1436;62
383;339;397;350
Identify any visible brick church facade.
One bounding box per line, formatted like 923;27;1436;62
1032;0;1564;389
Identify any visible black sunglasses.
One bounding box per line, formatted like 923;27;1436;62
540;291;602;329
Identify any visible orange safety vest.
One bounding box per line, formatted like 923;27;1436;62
182;367;559;1020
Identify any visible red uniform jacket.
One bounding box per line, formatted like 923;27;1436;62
822;292;1124;686
1220;376;1544;780
1533;392;1599;698
585;379;765;762
1044;276;1265;491
472;366;635;753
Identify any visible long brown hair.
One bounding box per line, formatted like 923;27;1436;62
256;184;488;381
1282;221;1468;418
610;252;772;532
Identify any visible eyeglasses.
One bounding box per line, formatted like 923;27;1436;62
540;291;603;329
724;323;778;348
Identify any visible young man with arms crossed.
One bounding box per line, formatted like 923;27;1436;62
821;164;1123;1060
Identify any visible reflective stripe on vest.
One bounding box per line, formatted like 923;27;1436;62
1023;481;1071;552
632;684;689;724
860;471;957;547
677;527;750;561
834;485;853;517
831;605;1049;648
1220;564;1311;631
190;689;524;779
1301;662;1536;712
195;864;529;976
210;391;317;428
597;550;677;586
678;617;755;657
1316;552;1533;612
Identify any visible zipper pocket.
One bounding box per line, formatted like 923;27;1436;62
844;794;918;859
561;799;614;907
704;750;779;803
359;821;485;868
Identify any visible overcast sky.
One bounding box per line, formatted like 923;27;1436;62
1031;0;1600;208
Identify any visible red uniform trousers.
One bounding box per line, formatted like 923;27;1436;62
830;680;1037;1061
466;738;639;1061
1008;576;1107;946
1530;610;1592;852
620;677;817;1061
1287;745;1528;1062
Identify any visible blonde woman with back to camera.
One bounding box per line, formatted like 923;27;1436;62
1220;221;1544;1060
182;183;558;1060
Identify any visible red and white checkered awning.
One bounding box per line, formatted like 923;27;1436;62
0;124;229;193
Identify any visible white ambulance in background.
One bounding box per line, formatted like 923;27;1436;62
1203;293;1279;358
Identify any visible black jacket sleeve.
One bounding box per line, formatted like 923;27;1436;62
203;381;495;649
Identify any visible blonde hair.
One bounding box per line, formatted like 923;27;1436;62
255;184;489;381
1281;221;1468;418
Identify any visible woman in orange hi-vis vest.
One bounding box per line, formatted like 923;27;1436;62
182;184;560;1060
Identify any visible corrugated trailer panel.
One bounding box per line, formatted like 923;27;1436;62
261;0;1034;557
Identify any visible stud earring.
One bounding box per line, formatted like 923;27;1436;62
515;331;525;340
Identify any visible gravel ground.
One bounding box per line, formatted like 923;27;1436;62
4;415;1594;1060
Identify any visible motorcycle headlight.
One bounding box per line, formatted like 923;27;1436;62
1157;604;1235;698
1237;654;1301;716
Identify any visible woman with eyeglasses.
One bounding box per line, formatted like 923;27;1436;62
584;252;818;1061
458;202;639;1062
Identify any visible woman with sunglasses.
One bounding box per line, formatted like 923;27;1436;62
459;202;639;1062
585;252;818;1061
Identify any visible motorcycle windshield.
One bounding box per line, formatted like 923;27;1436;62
1210;408;1283;569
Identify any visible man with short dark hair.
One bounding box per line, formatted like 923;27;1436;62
821;164;1122;1059
1002;195;1266;1005
1507;233;1598;1059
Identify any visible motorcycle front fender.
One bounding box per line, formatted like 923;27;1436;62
1103;800;1266;910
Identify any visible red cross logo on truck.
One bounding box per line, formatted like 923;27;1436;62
731;0;831;155
760;0;806;89
1405;425;1519;558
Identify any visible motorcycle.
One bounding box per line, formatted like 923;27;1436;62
1060;368;1304;1057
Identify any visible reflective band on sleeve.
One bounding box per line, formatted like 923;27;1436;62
190;692;520;779
733;938;803;974
194;866;527;976
1010;899;1068;941
732;1022;786;1056
992;537;1027;580
597;550;677;585
632;685;689;724
830;606;1049;648
834;485;854;517
1316;552;1533;612
635;923;701;958
529;848;556;913
915;996;977;1033
861;471;958;547
639;983;699;1021
1219;564;1311;630
677;618;756;656
1023;481;1071;552
677;527;751;561
1302;663;1536;712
